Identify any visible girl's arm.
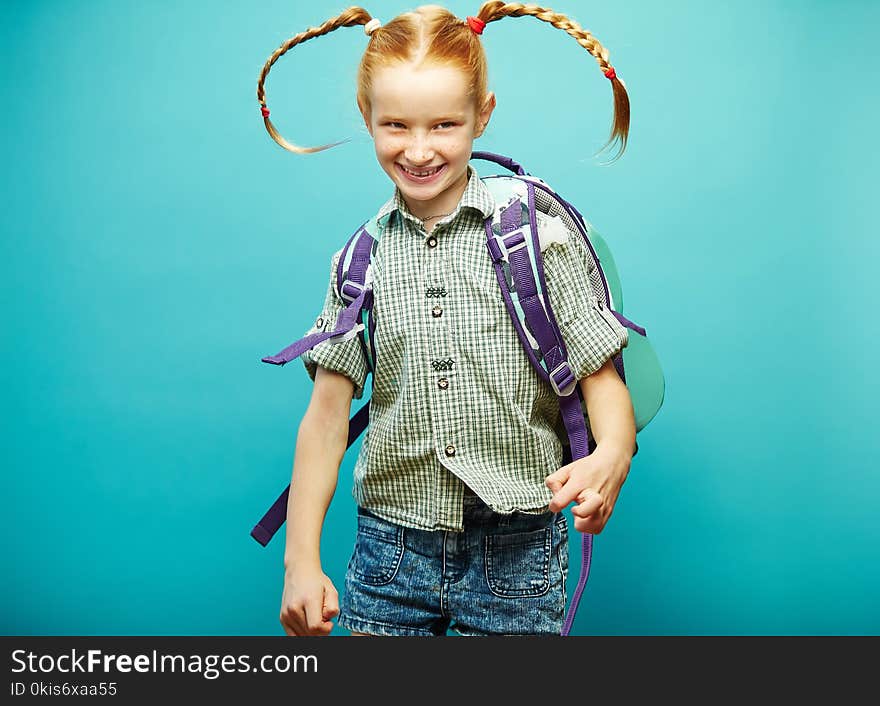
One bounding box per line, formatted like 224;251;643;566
546;358;636;534
279;365;353;636
579;358;636;460
284;365;354;571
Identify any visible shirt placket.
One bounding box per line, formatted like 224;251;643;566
418;221;464;529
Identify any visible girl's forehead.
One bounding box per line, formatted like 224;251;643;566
369;63;474;115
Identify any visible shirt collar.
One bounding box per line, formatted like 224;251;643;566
375;165;496;228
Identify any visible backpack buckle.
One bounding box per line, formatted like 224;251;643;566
339;278;370;304
329;323;365;344
487;228;529;263
549;361;577;397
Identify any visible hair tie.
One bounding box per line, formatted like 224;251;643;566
466;16;485;35
604;67;616;81
261;106;270;118
364;18;382;36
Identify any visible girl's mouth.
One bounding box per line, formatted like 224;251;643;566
396;163;446;184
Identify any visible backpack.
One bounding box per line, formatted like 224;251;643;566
253;151;665;635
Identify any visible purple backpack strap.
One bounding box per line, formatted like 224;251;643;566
484;182;590;455
471;150;527;176
250;401;371;546
252;227;376;546
484;175;594;637
261;228;374;366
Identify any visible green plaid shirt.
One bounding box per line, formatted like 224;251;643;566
303;167;628;531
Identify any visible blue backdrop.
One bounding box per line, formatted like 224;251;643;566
2;0;877;636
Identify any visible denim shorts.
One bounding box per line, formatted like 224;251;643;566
337;490;569;636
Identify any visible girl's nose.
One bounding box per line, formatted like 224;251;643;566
405;137;434;164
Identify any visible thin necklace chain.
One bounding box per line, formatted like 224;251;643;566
421;212;452;222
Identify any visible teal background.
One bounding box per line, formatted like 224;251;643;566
2;0;877;636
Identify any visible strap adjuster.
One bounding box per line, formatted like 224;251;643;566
328;323;365;343
549;361;577;397
339;278;369;304
487;228;529;263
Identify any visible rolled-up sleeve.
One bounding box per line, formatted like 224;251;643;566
541;223;628;379
301;248;369;399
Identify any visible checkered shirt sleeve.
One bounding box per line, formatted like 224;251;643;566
301;248;369;399
541;227;629;379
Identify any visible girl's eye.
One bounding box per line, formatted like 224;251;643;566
386;122;405;129
435;122;456;129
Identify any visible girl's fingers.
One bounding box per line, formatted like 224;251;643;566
572;489;609;534
544;465;571;494
304;598;326;635
572;489;603;517
546;466;581;512
323;585;340;621
573;516;600;534
280;604;305;636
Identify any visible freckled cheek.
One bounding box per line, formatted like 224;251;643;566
375;138;407;161
435;135;472;158
431;134;458;147
374;135;469;162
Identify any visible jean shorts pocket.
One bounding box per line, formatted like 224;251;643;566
351;509;404;586
485;525;552;598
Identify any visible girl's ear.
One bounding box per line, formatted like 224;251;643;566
358;97;373;137
474;91;497;138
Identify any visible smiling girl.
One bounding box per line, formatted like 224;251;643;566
257;4;635;637
363;60;495;229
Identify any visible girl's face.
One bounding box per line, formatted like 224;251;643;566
362;63;495;221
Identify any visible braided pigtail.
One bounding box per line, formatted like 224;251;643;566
256;7;374;154
475;1;630;161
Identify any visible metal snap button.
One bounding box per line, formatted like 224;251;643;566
431;305;443;318
444;444;456;457
437;378;449;390
427;236;438;248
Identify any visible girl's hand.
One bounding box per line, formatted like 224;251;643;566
544;444;631;534
280;566;339;636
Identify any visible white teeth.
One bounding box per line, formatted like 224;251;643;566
402;165;441;177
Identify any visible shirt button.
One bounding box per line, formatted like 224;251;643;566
427;236;438;248
437;378;449;390
432;305;443;318
444;444;456;457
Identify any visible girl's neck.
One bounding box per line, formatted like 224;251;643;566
403;168;470;230
421;215;445;235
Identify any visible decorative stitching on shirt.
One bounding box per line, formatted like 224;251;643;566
431;358;455;371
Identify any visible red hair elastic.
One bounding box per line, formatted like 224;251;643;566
604;67;616;81
466;16;485;34
261;106;270;118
